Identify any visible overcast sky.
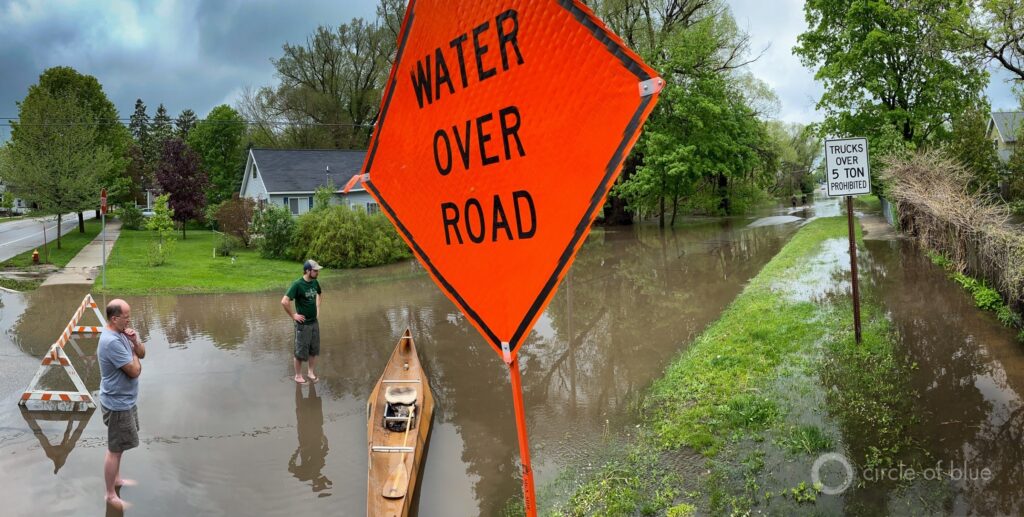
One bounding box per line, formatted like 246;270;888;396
0;0;1019;143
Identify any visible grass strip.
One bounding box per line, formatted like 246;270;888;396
1;219;103;268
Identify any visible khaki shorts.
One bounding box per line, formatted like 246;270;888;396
101;405;139;453
294;320;320;361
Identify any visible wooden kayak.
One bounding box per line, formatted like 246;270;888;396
367;329;434;517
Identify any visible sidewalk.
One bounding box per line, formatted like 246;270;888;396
41;221;121;286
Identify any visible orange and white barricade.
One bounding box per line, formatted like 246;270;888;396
19;294;107;410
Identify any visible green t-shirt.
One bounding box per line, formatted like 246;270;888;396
286;277;321;322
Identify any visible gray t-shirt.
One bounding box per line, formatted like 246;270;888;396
98;328;139;411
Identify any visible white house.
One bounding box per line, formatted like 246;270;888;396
987;111;1023;164
238;148;378;215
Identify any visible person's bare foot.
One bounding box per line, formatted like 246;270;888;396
294;374;306;384
105;494;132;510
115;478;137;488
306;373;318;382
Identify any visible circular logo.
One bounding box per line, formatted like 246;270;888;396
811;452;854;495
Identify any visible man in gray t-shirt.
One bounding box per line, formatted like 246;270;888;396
97;299;146;511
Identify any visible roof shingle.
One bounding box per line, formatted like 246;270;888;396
252;149;366;193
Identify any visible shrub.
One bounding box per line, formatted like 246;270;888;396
148;241;170;266
214;195;256;247
252;204;295;259
216;234;239;256
119;204;144;230
290;204;411;268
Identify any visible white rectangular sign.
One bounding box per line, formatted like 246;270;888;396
825;137;870;197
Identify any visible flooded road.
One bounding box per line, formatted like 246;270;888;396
860;238;1024;515
0;203;813;516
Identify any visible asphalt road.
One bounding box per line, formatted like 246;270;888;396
0;212;98;263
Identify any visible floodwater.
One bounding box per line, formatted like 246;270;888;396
859;237;1024;515
0;202;822;516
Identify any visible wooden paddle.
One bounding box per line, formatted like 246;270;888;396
382;405;415;499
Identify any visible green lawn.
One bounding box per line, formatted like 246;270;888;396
98;229;320;295
1;219;104;268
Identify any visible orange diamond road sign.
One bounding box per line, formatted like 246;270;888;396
353;0;662;359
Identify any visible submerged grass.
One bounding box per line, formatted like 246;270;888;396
543;217;926;516
927;249;1024;341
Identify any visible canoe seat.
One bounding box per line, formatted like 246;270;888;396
385;386;417;405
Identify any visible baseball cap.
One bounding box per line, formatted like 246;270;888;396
303;259;323;271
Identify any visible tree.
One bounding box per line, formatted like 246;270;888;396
150;104;173;160
175;109;198;139
156;138;209;239
611;3;775;223
795;0;988;147
1;90;112;248
187;105;247;206
974;0;1024;82
214;195;257;247
1;190;13;217
241;2;398;149
129;99;156;197
766;121;821;195
145;194;175;266
947;103;1001;192
15;66;132;210
129;99;150;144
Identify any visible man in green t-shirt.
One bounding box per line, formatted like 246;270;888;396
281;260;323;384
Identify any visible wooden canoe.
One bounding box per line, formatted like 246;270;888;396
367;329;434;517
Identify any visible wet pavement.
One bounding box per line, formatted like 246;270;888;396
0;201;816;516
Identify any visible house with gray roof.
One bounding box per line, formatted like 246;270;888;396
238;148;377;216
987;111;1023;164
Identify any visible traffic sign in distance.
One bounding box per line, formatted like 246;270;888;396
825;137;871;197
353;0;662;358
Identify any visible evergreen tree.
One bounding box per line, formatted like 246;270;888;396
175;109;198;139
129;99;149;145
150;104;173;159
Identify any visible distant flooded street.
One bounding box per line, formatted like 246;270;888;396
0;200;817;516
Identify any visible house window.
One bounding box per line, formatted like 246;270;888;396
289;198;300;215
283;196;289;208
367;202;380;215
252;168;256;179
308;196;314;210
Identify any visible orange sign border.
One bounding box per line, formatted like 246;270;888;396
361;0;658;357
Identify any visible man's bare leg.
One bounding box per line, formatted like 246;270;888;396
293;357;305;383
104;450;130;508
307;355;318;382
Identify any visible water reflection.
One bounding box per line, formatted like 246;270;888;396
18;407;94;474
862;238;1024;514
290;382;333;495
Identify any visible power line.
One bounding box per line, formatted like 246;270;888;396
0;118;376;128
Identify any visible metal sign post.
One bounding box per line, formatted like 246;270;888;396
100;189;107;288
825;138;870;344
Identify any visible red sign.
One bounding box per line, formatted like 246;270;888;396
100;188;107;215
354;0;661;358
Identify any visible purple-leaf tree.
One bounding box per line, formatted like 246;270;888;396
156;138;209;239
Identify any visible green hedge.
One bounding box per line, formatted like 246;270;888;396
290;204;411;268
